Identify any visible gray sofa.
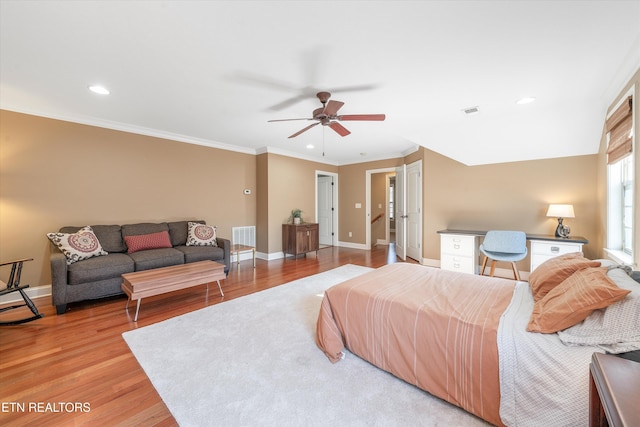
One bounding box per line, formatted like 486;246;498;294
50;220;230;314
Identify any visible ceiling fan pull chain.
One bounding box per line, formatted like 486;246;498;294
322;126;325;157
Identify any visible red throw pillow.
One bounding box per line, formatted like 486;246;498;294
124;231;172;254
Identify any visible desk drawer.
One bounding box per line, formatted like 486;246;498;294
441;255;476;275
441;234;476;256
531;241;582;256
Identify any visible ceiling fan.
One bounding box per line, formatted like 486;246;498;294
268;91;385;138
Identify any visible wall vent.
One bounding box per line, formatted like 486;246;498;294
232;226;256;247
462;106;480;115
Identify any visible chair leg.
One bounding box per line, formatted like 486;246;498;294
480;256;488;276
511;262;521;281
0;286;44;326
489;260;497;277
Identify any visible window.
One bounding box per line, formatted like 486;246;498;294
622;156;634;254
606;93;634;263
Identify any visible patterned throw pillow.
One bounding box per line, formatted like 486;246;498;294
527;267;631;333
186;222;217;246
528;252;601;302
47;226;108;265
124;231;173;253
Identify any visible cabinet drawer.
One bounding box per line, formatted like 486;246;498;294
441;255;476;275
441;235;476;256
531;241;582;256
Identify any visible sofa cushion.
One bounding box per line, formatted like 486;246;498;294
47;226;108;265
124;231;172;253
129;247;184;271
67;253;135;285
175;245;225;264
186;222;218;246
121;222;169;237
60;225;126;253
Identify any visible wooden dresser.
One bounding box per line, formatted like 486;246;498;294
282;223;319;258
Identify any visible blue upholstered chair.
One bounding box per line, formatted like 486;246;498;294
479;230;527;280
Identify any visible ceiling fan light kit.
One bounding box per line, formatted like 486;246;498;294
268;91;386;139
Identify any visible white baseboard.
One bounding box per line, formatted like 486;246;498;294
0;284;51;304
337;241;369;250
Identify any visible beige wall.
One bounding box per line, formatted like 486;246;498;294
0;110;256;287
423;149;600;266
5;75;634;291
337;158;403;243
336;147;600;268
256;153;337;254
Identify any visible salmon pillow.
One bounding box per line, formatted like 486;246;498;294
527;267;631;333
124;231;172;254
528;253;601;301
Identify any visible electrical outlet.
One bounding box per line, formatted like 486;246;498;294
348;232;352;237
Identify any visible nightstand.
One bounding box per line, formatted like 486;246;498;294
589;352;640;427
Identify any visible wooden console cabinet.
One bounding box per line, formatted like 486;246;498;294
282;223;319;258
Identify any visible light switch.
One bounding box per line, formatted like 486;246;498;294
355;203;362;209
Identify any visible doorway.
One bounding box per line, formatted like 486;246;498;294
316;171;338;247
367;161;421;262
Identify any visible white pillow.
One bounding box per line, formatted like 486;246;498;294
47;226;108;265
185;222;217;247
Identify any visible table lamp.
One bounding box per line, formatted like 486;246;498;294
546;204;575;238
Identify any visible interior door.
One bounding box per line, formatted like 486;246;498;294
395;164;406;260
406;161;422;262
317;175;334;246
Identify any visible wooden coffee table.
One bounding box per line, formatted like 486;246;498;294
121;260;225;321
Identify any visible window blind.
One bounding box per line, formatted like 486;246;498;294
606;95;633;164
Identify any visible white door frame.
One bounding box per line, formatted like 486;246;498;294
395;164;406;260
406;160;423;262
316;170;338;247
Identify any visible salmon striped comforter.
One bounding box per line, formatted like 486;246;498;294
316;263;516;427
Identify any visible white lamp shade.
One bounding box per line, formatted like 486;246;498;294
546;204;575;218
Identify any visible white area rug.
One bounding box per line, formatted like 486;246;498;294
122;264;490;427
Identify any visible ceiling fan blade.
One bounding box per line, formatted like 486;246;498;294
289;122;320;138
267;94;313;111
268;118;314;122
338;114;386;121
329;83;379;93
328;122;351;137
323;100;344;116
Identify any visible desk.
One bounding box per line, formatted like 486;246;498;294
437;229;589;275
589;352;640;427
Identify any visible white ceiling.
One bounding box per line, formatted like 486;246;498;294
1;1;639;166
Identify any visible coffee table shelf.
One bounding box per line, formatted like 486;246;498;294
121;260;225;321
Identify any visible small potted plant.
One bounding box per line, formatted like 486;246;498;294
290;209;303;224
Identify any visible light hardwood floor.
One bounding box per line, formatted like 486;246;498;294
1;245;411;426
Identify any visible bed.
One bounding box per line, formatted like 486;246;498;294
316;259;639;426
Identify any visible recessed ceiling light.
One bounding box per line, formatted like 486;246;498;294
89;85;110;95
306;144;314;149
516;97;536;105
